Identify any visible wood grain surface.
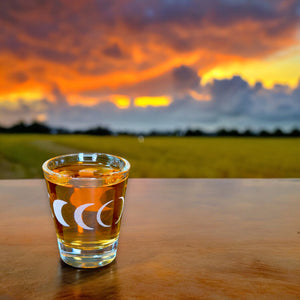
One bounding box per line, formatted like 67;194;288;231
0;179;299;299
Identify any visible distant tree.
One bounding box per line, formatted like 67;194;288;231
116;130;135;136
27;121;51;133
217;129;240;136
2;119;298;137
9;121;27;133
273;128;285;137
227;129;240;136
8;121;51;133
52;127;71;134
84;126;112;135
172;129;184;136
243;129;255;137
148;130;161;136
0;125;7;133
185;129;204;136
289;128;300;137
217;129;228;136
259;130;272;137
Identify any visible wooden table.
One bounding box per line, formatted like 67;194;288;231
0;179;299;299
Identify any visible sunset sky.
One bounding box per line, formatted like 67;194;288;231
0;0;299;132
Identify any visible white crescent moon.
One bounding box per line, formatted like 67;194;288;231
115;197;124;224
97;200;114;228
74;203;94;230
53;200;69;227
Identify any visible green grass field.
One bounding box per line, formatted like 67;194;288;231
0;134;299;178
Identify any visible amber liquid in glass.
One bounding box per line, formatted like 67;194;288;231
46;163;127;250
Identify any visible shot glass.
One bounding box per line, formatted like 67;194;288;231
42;153;130;268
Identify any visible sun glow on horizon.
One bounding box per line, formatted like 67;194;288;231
111;95;131;109
202;46;300;88
134;96;172;107
0;91;45;102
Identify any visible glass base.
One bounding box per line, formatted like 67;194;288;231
57;239;118;268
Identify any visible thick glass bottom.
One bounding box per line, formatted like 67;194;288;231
57;238;118;268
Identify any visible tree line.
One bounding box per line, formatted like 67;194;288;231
0;121;299;137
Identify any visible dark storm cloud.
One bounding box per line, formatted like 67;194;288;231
102;43;126;59
203;76;300;127
173;65;201;92
208;76;251;116
0;0;112;64
0;0;298;65
118;0;299;56
51;85;69;107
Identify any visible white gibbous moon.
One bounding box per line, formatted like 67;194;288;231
53;200;69;227
74;203;94;230
97;200;114;228
115;197;124;224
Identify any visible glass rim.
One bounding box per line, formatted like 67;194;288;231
42;152;130;182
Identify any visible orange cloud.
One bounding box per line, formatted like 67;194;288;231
67;95;100;106
0;0;299;109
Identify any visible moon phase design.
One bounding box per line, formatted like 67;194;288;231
53;200;69;227
115;197;124;224
97;200;114;227
74;203;94;230
52;197;125;229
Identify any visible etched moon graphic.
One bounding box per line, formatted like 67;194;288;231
53;200;69;227
74;203;94;230
115;197;124;224
97;200;114;227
